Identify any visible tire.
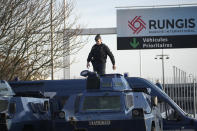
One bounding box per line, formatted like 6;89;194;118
23;125;34;131
74;129;87;131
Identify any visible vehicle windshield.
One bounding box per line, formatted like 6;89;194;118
0;100;8;112
144;79;186;115
82;96;121;111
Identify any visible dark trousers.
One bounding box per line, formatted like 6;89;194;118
92;62;106;75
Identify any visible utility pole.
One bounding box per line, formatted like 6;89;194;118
63;0;66;79
139;50;142;77
50;0;54;80
161;49;165;89
63;0;70;79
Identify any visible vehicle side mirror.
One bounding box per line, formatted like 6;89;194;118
173;111;182;121
43;101;49;112
9;102;16;114
151;96;158;106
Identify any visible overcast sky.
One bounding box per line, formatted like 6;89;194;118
56;0;197;81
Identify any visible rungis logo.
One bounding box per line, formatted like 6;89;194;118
128;16;146;34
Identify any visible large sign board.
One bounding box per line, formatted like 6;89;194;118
117;6;197;50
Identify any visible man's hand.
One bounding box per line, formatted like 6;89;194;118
112;65;116;70
87;62;90;69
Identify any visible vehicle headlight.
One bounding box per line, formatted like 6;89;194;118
132;109;140;116
69;116;76;122
132;108;144;118
0;100;8;112
58;111;65;119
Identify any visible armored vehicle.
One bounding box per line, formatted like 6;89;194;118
53;70;163;131
9;71;197;131
0;80;51;131
127;77;197;131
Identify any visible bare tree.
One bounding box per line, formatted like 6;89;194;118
0;0;84;80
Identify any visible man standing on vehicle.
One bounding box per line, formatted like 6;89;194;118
87;34;116;75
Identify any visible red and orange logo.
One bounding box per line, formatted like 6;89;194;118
128;16;146;34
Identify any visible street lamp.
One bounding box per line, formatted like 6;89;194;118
154;50;170;90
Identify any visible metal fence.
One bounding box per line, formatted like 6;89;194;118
147;66;197;118
148;78;197;118
165;82;197;116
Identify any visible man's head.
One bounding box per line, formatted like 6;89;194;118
95;34;102;45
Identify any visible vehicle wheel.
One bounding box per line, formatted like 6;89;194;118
74;129;87;131
151;125;156;131
22;125;34;131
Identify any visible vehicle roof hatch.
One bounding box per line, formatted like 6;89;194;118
80;70;131;92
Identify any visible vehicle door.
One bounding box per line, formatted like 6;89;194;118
159;101;195;131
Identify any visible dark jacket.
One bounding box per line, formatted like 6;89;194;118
87;43;115;65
